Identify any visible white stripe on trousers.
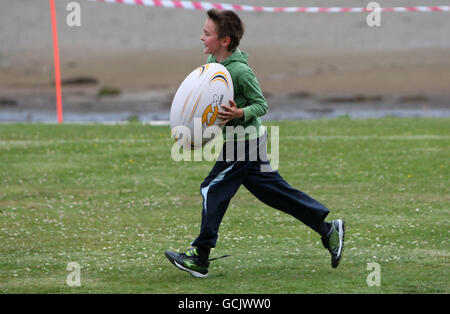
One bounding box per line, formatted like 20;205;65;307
200;163;235;216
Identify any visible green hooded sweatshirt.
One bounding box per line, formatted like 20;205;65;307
207;49;268;141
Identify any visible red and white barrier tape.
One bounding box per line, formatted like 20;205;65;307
90;0;450;13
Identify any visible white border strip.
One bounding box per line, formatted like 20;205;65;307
89;0;450;13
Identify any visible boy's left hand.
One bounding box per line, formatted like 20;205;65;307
218;100;244;125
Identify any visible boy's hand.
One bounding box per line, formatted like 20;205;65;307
218;100;244;125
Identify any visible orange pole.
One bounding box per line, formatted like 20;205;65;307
49;0;63;123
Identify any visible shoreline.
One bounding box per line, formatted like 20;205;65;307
2;108;450;123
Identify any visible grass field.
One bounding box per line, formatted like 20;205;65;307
0;118;448;294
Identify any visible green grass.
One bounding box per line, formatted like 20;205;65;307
0;118;448;293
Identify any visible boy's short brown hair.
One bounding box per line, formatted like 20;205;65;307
207;9;244;51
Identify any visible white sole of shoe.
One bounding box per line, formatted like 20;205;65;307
174;261;208;278
336;219;344;257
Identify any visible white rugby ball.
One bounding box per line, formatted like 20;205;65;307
170;63;234;150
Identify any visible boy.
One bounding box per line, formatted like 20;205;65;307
165;9;345;278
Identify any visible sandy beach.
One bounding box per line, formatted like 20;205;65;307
1;0;449;121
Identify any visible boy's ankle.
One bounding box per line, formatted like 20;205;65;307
318;221;332;238
196;246;211;264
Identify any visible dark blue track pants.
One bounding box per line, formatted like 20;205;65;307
191;132;330;248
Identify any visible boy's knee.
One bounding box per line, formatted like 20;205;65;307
200;180;210;189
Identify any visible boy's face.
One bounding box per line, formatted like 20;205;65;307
201;18;229;55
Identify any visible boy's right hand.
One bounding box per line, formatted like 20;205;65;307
218;100;244;125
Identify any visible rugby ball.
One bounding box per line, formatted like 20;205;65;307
170;63;234;150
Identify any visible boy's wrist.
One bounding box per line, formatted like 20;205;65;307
238;108;244;120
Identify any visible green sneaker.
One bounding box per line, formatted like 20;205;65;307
322;219;346;268
165;247;209;278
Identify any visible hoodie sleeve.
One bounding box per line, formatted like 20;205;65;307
238;67;268;122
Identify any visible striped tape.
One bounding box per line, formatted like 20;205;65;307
89;0;450;13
